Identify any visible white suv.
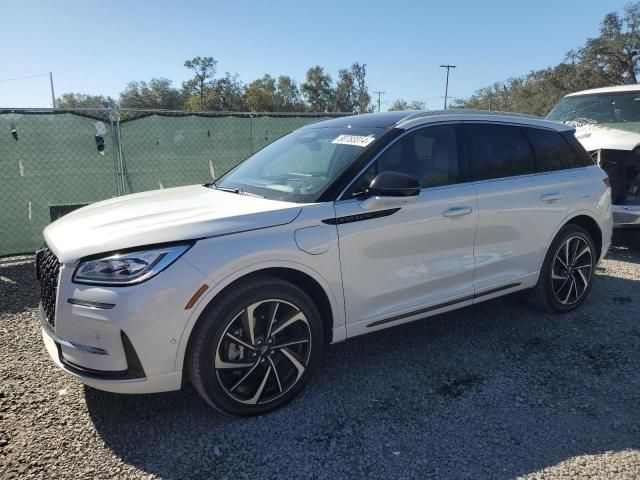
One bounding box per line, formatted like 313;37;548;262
547;84;640;226
38;111;612;416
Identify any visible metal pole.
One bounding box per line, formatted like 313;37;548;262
439;65;456;110
373;91;385;112
49;72;56;108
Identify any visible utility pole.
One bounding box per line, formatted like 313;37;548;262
373;91;385;112
49;72;56;108
439;65;456;110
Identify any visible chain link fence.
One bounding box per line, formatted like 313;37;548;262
0;108;351;256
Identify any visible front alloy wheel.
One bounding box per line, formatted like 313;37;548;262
188;275;323;416
215;299;312;405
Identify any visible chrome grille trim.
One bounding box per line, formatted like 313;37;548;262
36;245;61;327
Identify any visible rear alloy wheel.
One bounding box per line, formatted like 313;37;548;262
528;224;597;313
188;275;323;416
551;235;593;306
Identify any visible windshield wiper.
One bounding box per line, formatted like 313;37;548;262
212;184;264;198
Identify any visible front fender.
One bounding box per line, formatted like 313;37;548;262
173;204;345;373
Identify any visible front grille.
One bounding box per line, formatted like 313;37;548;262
36;245;61;327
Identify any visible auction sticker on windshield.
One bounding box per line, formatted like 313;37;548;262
331;134;375;147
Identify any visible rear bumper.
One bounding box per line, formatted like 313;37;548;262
613;204;640;226
40;304;182;394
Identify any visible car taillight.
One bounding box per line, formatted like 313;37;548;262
603;177;611;188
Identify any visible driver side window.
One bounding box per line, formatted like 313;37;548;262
344;124;460;198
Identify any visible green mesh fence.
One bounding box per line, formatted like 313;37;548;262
0;108;350;256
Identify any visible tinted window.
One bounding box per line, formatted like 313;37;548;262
344;125;460;197
524;127;589;171
467;124;535;180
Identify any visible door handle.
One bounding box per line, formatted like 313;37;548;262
442;207;473;217
540;193;563;202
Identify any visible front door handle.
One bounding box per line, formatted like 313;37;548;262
540;193;563;202
442;207;473;217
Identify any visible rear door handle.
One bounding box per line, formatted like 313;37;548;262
442;207;473;217
540;193;563;202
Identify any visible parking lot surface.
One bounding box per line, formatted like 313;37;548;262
1;230;639;479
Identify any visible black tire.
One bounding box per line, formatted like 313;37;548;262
528;224;597;313
187;274;324;416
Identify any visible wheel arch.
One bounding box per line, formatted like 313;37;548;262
176;263;341;376
537;211;603;274
565;214;602;260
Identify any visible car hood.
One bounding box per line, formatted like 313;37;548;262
44;185;302;263
574;123;640;152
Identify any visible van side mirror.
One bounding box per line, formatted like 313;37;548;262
367;171;420;197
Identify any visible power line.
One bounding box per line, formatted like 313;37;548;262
373;91;386;112
0;72;50;83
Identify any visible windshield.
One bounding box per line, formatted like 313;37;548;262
547;91;640;127
214;126;383;203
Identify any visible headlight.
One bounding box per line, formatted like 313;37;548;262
73;243;191;286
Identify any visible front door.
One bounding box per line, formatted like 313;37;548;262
334;124;478;337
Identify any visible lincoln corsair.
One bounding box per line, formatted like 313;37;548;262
37;110;612;416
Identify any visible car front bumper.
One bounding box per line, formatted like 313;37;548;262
40;303;183;394
38;255;207;395
613;204;640;226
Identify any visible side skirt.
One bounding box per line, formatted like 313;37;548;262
365;282;522;328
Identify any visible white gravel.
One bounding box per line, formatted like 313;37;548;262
1;231;639;479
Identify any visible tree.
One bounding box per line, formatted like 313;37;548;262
118;77;183;109
334;68;356;112
210;73;246;111
388;99;426;111
301;66;334;112
244;74;278;111
55;93;115;108
332;63;373;113
275;75;306;111
182;56;218;110
575;4;640;85
350;62;373;113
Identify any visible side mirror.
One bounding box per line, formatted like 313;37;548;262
367;171;420;197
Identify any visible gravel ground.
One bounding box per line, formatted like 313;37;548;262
1;230;639;480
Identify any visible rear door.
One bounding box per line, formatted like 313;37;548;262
465;123;571;296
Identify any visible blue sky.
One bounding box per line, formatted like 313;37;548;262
0;0;629;110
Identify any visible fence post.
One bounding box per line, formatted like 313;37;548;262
108;106;122;196
108;106;128;196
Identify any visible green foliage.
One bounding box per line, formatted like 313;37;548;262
182;56;218;110
57;57;373;113
55;93;115;108
244;74;278;111
275;76;306;112
574;3;640;85
332;63;374;113
389;99;426;111
301;66;335;112
119;77;183;109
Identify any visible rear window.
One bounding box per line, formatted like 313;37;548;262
523;127;593;171
466;124;536;180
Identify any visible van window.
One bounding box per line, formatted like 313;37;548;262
524;127;590;171
466;124;536;180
